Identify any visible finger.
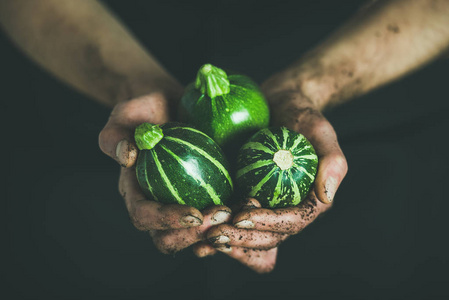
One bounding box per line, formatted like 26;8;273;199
193;198;245;257
98;94;170;167
233;191;330;234
208;198;288;249
208;198;283;250
207;224;288;250
229;198;261;228
192;242;217;257
271;93;348;204
314;148;348;204
302;117;347;204
216;246;278;274
98;125;138;168
233;198;262;211
119;166;203;230
150;205;232;254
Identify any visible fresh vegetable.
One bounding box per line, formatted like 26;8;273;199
135;122;233;210
178;63;270;150
236;127;318;208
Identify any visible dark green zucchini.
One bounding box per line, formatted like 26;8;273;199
135;122;233;210
178;64;270;152
236;127;318;208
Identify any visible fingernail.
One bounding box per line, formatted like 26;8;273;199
116;139;130;167
180;215;202;227
242;198;260;210
234;220;254;229
325;177;338;202
209;235;230;244
211;210;231;225
215;244;232;253
116;139;137;167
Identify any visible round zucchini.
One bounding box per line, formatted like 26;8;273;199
236;127;318;208
178;64;270;151
135;122;233;210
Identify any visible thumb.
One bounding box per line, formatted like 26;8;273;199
98;124;138;168
314;149;348;204
301;119;348;204
98;94;171;167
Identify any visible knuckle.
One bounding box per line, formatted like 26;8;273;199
118;98;141;117
336;154;349;176
326;152;348;177
321;150;348;178
129;205;152;231
124;94;169;124
130;215;148;232
130;219;146;231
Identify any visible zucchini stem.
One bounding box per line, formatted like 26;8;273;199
195;64;230;98
135;123;164;150
273;149;294;170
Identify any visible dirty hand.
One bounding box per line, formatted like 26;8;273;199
98;93;232;253
192;81;348;273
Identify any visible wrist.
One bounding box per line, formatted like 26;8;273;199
262;59;336;112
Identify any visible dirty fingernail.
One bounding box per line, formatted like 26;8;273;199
242;198;260;209
215;244;232;253
116;139;137;167
234;220;255;229
325;177;338;202
209;235;230;244
211;210;232;225
180;215;202;227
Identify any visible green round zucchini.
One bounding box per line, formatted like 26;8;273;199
178;64;270;151
135;122;233;210
236;127;318;208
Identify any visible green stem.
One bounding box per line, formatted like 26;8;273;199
134;123;164;150
195;64;230;98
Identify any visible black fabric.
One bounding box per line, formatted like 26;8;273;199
2;1;449;299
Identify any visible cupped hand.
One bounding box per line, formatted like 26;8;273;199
193;84;348;273
98;93;232;253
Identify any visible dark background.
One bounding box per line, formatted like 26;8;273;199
2;0;449;299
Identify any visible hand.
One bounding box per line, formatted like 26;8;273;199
193;82;348;273
192;198;280;274
98;93;233;253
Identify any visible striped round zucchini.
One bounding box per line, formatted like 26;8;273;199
135;122;233;210
236;127;318;208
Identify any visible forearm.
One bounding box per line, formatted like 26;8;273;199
0;0;182;107
264;0;449;110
